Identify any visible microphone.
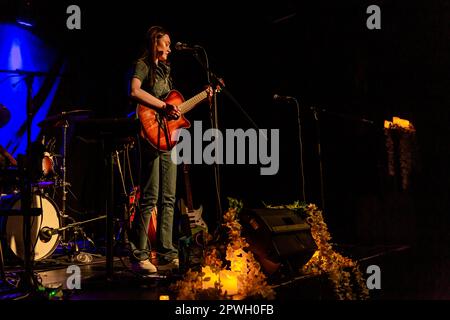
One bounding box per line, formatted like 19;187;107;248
39;226;59;243
174;42;201;51
273;94;295;102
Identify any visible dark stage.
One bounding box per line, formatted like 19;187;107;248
2;242;448;301
1;0;450;306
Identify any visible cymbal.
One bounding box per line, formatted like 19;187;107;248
38;109;92;128
0;103;11;128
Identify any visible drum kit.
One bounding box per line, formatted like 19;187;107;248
0;107;105;268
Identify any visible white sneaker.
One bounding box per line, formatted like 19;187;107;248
131;260;157;273
157;258;179;271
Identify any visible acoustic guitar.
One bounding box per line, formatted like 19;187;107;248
137;88;212;151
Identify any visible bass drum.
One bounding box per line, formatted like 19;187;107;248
0;193;61;261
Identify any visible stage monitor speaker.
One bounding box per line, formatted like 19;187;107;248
239;208;317;277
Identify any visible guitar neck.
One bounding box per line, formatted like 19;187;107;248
179;90;208;115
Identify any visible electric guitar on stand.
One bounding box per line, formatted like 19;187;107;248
178;164;208;272
179;164;208;234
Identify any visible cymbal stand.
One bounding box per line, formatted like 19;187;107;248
59;119;101;261
54;119;71;256
60;120;69;219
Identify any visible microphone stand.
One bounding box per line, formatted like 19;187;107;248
308;105;375;212
311;106;326;211
189;48;265;225
1;70;40;292
291;98;306;202
191;48;224;225
22;73;35;291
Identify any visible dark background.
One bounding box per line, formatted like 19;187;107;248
1;0;449;254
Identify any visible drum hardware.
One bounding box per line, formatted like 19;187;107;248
1;69;70;293
38;215;105;242
38;215;106;262
0;236;5;285
33;110;103;264
1;193;57;262
0;192;105;267
38;110;92;220
35;111;86;259
60;120;73;220
75;117;139;278
31;180;55;192
41;152;56;177
0;194;44;288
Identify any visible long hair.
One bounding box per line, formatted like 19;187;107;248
140;25;170;87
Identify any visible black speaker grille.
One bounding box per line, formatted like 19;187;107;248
240;208;317;276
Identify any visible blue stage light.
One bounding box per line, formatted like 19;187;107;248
0;23;64;157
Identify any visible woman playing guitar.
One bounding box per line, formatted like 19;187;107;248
129;25;212;273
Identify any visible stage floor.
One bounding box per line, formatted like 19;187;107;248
1;242;448;301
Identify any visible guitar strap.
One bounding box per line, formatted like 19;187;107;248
162;116;173;150
155;112;173;151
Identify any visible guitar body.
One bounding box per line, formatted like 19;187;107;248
179;199;208;235
178;199;207;272
137;90;191;151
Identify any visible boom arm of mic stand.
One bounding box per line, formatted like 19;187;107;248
309;106;375;125
191;51;261;132
64;215;107;229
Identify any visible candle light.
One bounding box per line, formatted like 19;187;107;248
219;270;238;296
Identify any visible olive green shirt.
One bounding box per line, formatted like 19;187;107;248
132;58;172;99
